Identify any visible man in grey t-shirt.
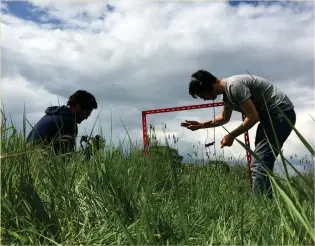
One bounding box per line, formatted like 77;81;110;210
181;70;296;198
221;74;294;117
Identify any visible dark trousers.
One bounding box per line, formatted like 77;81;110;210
251;108;296;198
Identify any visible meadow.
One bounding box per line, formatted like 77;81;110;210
1;109;314;245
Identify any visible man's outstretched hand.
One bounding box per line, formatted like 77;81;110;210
180;120;204;131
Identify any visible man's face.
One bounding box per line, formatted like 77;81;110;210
198;91;217;101
75;107;92;124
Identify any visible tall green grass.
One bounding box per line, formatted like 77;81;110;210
1;109;314;245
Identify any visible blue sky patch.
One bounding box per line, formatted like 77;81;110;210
228;1;260;7
1;1;115;29
2;1;62;26
2;0;267;24
2;0;310;28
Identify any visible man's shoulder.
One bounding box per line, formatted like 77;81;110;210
222;74;255;84
26;106;77;145
40;111;74;124
33;108;76;133
222;75;254;106
222;74;270;92
222;75;249;92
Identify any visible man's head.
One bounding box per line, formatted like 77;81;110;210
67;90;98;123
189;70;219;100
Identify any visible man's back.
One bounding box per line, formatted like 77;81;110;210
221;74;294;117
27;105;78;153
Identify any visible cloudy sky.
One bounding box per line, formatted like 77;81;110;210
1;0;314;173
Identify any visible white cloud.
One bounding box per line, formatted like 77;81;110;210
1;1;8;12
1;0;314;169
1;75;64;127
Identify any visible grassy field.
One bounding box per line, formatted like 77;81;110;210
1;113;314;245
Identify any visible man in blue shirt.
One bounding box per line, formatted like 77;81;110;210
181;70;296;198
26;90;98;154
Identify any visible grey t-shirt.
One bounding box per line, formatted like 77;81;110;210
221;74;294;117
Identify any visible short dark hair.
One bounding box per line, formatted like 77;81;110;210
189;70;217;98
67;90;98;110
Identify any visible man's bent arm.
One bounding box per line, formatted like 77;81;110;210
229;98;259;138
229;117;258;138
201;105;232;128
201;115;226;128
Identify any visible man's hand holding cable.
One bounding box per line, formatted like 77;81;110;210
220;134;234;148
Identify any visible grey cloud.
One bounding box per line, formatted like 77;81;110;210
4;42;312;112
1;1;314;162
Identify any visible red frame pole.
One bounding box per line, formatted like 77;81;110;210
142;102;224;115
141;102;252;189
142;111;149;156
242;114;253;190
142;102;224;156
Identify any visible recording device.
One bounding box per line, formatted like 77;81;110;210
80;134;105;160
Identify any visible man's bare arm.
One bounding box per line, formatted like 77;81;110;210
229;98;259;138
201;105;233;128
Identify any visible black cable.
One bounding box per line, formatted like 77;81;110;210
204;100;217;160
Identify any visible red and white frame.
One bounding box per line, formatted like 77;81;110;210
142;102;253;190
